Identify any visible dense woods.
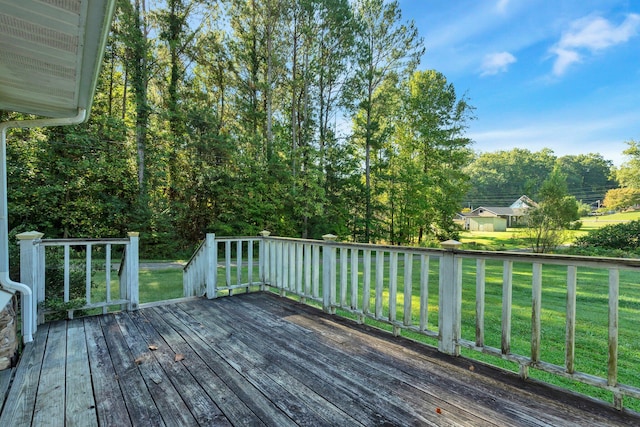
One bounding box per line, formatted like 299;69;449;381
0;0;628;257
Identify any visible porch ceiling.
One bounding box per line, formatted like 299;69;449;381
0;0;116;118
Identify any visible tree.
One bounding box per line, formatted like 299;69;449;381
616;140;640;188
555;153;617;205
525;169;580;253
387;70;474;244
464;148;556;207
347;0;424;242
603;188;640;211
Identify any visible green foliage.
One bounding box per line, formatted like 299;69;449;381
525;169;580;253
616;140;640;188
574;220;640;251
464;149;616;208
2;1;472;255
35;247;91;320
603;187;640;211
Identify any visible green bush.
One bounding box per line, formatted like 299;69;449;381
574;220;640;251
41;247;90;320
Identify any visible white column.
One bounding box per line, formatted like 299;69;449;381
17;231;44;330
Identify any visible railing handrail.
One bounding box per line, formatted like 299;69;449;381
263;235;640;269
37;237;129;246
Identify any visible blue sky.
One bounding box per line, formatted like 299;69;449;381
398;0;640;165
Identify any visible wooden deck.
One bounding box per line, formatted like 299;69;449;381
1;292;639;426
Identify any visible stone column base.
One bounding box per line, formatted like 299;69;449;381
0;297;18;370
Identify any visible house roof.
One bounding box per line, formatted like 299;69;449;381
470;207;520;217
0;0;116;118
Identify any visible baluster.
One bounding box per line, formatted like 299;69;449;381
304;243;312;298
340;247;348;307
403;252;413;327
476;258;486;347
419;254;429;331
296;243;303;296
290;242;297;292
501;260;513;355
85;244;93;309
565;265;577;373
104;244;111;314
531;262;542;363
608;268;621;409
225;240;232;289
375;250;384;319
389;251;398;326
362;249;371;314
350;248;359;310
248;239;254;287
312;244;320;298
237;240;243;288
64;244;70;303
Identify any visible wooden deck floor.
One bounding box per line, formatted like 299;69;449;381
1;292;639;426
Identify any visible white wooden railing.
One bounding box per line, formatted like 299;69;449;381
184;232;640;411
18;231;139;329
183;233;264;297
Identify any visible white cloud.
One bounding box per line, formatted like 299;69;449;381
550;13;640;76
480;51;517;76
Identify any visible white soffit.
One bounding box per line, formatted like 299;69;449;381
0;0;116;118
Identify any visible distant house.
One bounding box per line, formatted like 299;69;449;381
457;196;538;232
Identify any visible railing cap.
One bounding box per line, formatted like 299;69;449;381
322;234;338;241
259;230;271;237
128;231;140;238
440;239;463;250
16;231;44;240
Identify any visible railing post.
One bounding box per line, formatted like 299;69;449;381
127;232;139;310
322;234;337;314
205;233;217;299
17;231;44;330
259;231;270;290
439;240;463;356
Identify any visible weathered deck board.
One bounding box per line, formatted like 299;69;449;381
0;322;49;427
83;316;133;427
99;313;166;426
206;297;487;426
1;292;640;426
65;319;98;427
32;321;66;427
139;308;266;426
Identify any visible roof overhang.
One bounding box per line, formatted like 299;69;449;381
0;0;117;119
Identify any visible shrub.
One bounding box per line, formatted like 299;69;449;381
574;220;640;251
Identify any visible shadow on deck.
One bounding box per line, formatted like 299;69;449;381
1;292;639;426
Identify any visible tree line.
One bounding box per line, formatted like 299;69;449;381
2;0;635;258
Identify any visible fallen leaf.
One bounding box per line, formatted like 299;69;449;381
174;353;185;362
436;407;442;414
469;364;475;371
134;356;145;365
148;344;158;351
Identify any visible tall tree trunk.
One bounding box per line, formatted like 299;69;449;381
129;0;149;198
